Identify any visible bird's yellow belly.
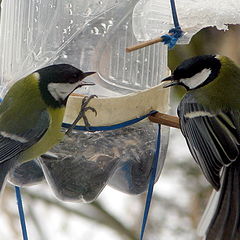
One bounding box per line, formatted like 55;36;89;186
19;107;65;162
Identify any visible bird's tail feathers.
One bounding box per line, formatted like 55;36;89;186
0;158;17;199
198;161;240;240
197;189;220;237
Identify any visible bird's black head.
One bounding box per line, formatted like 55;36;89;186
162;55;221;90
37;64;95;108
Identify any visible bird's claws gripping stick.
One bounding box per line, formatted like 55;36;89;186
65;95;98;135
148;112;180;129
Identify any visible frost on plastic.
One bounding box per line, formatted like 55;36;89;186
133;0;240;44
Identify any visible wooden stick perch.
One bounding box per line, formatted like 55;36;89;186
126;37;164;53
126;32;173;53
148;112;180;129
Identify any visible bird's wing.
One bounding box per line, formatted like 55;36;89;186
0;110;50;163
177;94;239;190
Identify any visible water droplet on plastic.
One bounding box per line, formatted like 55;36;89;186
49;3;56;9
101;23;106;28
61;52;68;59
84;8;92;17
92;27;100;35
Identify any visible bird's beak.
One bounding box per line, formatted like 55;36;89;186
83;71;96;78
80;72;96;86
161;75;179;88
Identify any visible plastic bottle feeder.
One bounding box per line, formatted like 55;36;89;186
1;0;170;203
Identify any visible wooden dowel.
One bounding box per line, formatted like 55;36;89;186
148;112;180;129
126;32;174;53
126;37;164;53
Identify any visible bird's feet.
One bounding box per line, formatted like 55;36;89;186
65;95;97;135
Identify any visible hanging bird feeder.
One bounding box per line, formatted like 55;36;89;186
1;0;239;239
1;0;170;202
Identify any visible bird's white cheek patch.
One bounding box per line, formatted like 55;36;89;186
0;131;28;143
48;82;80;101
180;68;212;89
184;111;215;119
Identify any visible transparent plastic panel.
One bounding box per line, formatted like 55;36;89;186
108;125;169;194
0;0;121;94
38;121;165;203
0;0;168;96
54;0;168;96
8;122;168;201
8;160;44;187
133;0;240;44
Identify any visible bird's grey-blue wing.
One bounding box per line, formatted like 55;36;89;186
177;94;239;190
0;109;49;192
0;110;50;163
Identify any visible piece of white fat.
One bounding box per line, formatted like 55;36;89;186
132;0;240;44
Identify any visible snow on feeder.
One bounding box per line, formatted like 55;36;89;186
0;0;170;203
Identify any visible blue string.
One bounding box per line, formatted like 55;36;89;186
161;0;183;49
15;186;28;240
161;27;183;49
140;124;161;240
62;110;157;132
170;0;180;28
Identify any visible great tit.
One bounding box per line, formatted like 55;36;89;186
0;64;95;193
162;55;240;240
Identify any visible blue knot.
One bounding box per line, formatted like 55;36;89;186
161;27;183;49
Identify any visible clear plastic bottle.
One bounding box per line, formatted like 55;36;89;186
1;0;170;202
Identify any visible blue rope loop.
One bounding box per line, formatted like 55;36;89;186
15;186;28;240
160;0;183;49
62;110;158;132
161;27;183;49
